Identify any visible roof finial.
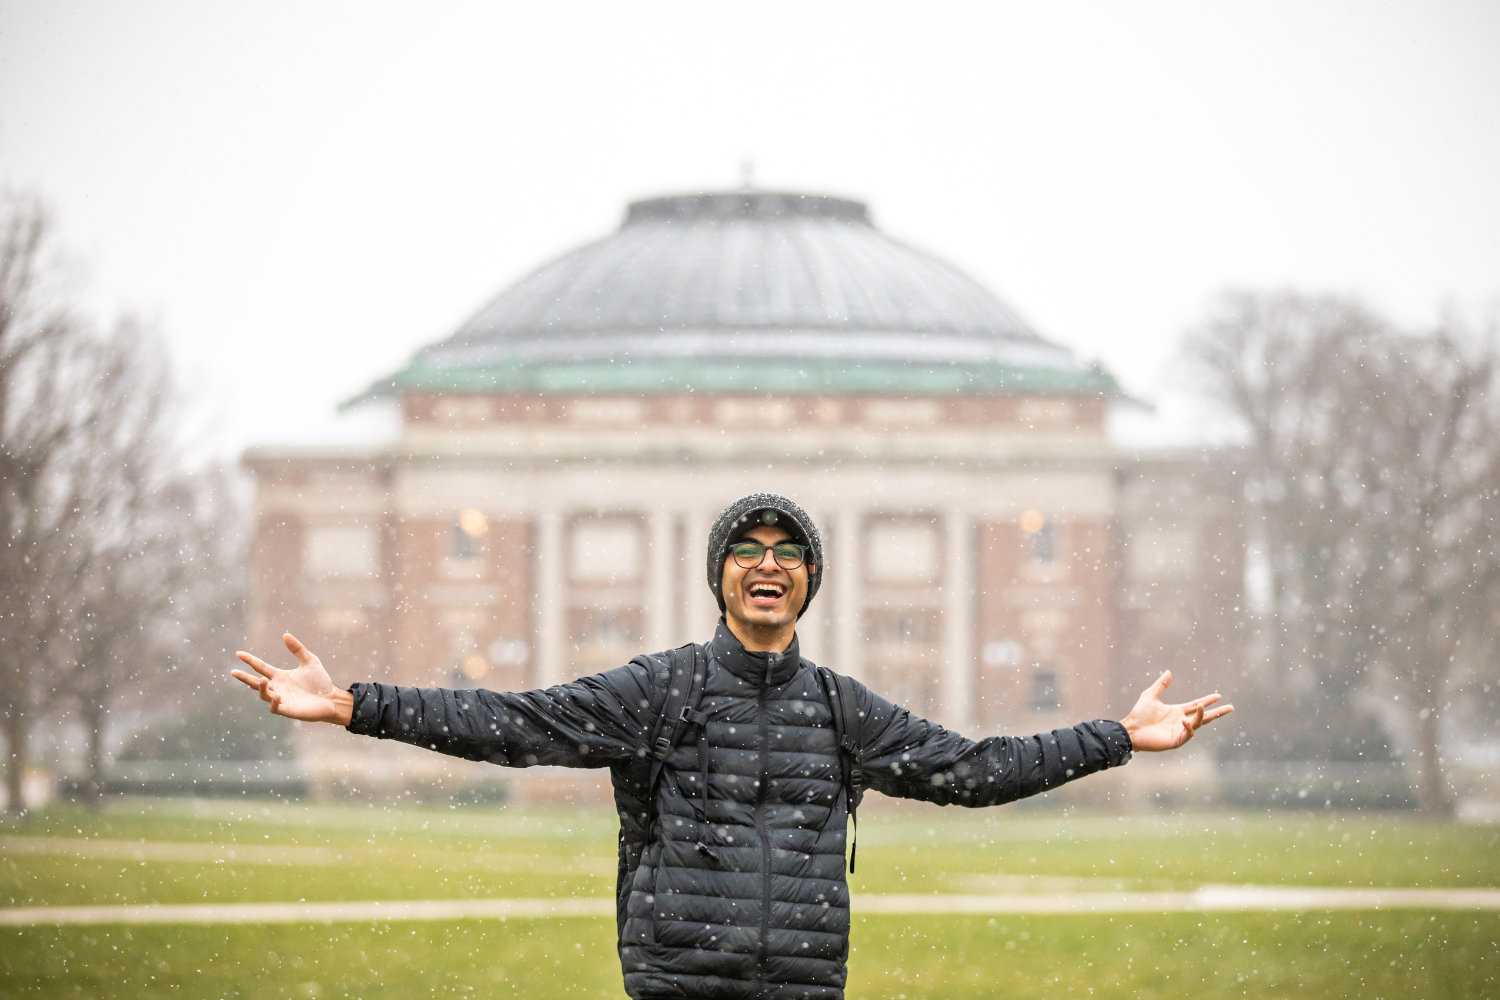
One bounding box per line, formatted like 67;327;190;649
739;156;755;191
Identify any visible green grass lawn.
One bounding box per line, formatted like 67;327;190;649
1;797;1497;999
1;800;618;908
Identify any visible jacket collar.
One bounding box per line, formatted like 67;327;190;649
708;618;801;687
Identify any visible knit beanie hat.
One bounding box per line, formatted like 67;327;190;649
706;493;824;618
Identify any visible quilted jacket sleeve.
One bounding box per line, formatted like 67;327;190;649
344;655;662;769
853;681;1133;806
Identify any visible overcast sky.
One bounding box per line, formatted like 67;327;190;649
1;1;1497;454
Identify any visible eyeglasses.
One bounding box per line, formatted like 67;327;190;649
726;541;810;571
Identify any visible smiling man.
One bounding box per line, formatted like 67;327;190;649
232;492;1232;1000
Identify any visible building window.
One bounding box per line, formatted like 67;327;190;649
487;639;530;665
575;609;641;648
1126;527;1197;582
452;524;477;559
867;611;938;646
982;638;1023;667
1031;670;1059;711
570;519;642;583
1030;524;1055;563
304;526;379;578
1019;510;1054;563
452;508;488;559
866;519;940;583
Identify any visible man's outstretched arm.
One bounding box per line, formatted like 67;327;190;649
854;670;1233;807
232;632;658;768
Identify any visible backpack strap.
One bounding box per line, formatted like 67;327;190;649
641;644;709;836
817;666;866;873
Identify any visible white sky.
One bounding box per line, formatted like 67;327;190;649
1;1;1497;454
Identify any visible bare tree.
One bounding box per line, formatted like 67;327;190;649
59;458;249;807
0;191;247;815
0;193;99;817
1185;291;1500;815
1337;326;1500;814
44;325;247;806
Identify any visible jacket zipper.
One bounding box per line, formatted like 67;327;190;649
753;651;778;978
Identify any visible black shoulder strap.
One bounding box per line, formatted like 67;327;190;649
817;666;866;873
651;645;703;760
642;644;708;828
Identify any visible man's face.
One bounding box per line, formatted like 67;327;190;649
721;524;814;633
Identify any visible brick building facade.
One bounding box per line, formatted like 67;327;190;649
244;190;1240;801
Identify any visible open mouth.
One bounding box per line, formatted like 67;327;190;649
746;580;787;606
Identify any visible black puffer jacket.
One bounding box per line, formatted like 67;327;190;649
346;622;1132;1000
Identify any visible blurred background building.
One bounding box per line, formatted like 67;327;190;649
243;190;1241;802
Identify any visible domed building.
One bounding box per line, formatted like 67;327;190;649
384;191;1109;398
245;190;1240;801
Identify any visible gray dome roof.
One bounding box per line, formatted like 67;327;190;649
385;191;1113;396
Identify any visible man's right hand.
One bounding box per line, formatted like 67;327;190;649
232;633;353;726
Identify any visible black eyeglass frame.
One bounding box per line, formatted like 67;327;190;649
724;541;811;571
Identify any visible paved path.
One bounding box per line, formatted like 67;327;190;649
0;898;613;926
3;887;1499;927
0;836;605;874
855;886;1500;914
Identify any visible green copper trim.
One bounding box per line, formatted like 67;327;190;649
379;357;1119;397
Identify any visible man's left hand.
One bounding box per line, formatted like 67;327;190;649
1119;671;1233;752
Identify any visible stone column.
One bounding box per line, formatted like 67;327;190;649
646;508;676;650
832;507;864;682
795;508;827;664
941;509;976;732
534;509;566;688
685;509;721;639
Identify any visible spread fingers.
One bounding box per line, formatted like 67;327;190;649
235;651;276;678
230;669;267;691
